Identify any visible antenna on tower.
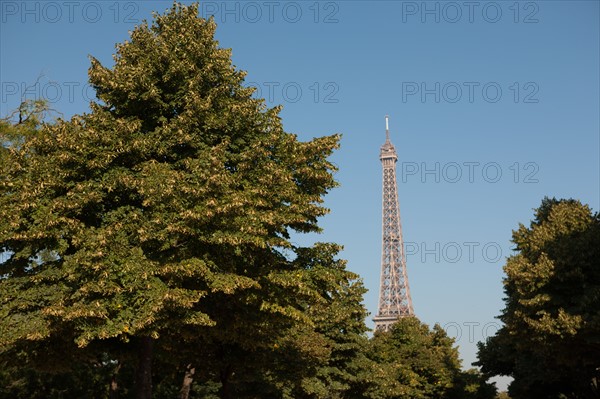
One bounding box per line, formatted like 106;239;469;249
385;115;390;142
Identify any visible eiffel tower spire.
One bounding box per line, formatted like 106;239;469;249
373;116;414;332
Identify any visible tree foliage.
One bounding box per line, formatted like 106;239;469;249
359;317;496;399
476;197;600;398
0;3;341;397
1;3;502;398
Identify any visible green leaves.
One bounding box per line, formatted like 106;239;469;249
1;3;346;397
477;197;600;398
360;317;493;399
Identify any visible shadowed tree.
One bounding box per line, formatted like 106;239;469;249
358;317;496;399
476;198;600;398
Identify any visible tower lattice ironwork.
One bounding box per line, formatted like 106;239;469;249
373;116;414;332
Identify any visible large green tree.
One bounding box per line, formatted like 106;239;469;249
476;198;600;398
0;3;343;398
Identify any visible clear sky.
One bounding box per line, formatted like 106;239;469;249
2;0;599;389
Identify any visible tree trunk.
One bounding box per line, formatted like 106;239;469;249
179;363;195;399
109;362;121;399
135;336;154;399
219;365;232;399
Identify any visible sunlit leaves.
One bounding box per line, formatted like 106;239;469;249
1;3;344;396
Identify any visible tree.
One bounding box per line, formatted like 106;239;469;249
254;243;371;399
359;317;496;399
0;3;342;398
155;243;371;399
1;100;128;399
476;198;600;398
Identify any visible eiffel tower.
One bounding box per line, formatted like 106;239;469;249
373;116;414;332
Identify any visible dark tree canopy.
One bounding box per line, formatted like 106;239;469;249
476;197;600;399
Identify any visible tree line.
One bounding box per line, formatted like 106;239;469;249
1;3;598;398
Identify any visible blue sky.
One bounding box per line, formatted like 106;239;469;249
2;0;599;388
